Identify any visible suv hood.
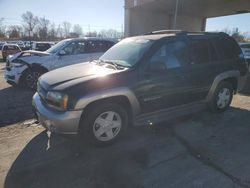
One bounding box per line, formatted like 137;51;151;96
8;50;51;62
39;62;122;90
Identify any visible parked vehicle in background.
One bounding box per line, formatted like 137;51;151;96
239;42;250;69
17;41;26;50
1;44;22;61
4;37;117;89
32;42;54;51
33;31;248;146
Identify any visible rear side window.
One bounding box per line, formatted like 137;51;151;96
88;40;114;53
189;39;217;64
212;37;241;59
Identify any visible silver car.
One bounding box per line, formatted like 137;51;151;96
4;37;117;89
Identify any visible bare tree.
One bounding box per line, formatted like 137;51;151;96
38;17;50;39
62;21;71;38
48;23;57;40
57;24;63;39
7;25;22;38
72;24;83;37
98;29;123;38
0;18;6;38
21;11;38;39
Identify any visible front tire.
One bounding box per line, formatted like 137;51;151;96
209;81;234;113
80;103;128;146
21;69;45;90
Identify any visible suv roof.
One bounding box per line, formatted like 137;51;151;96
134;30;230;41
64;37;118;43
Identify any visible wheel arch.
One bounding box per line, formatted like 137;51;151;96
75;87;141;126
19;64;48;87
206;70;240;102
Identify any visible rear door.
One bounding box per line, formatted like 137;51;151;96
184;36;218;101
88;40;115;60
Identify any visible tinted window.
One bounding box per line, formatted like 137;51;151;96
189;39;214;64
36;43;51;51
240;44;250;49
149;40;190;69
88;40;114;53
213;37;241;59
4;45;17;50
63;41;86;55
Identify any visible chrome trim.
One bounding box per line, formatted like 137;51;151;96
74;87;141;116
32;93;82;134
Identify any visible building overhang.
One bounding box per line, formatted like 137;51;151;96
125;0;250;18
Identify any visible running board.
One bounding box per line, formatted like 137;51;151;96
134;101;207;126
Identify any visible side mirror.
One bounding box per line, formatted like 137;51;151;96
58;49;66;56
148;61;166;72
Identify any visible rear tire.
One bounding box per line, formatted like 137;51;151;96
79;102;128;146
208;81;233;113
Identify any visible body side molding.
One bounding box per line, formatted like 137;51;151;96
74;87;141;116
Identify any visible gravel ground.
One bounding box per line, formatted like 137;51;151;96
0;61;250;188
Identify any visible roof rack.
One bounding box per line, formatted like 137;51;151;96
144;30;228;36
144;30;184;35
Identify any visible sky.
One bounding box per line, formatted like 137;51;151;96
0;0;125;32
0;0;250;34
206;13;250;34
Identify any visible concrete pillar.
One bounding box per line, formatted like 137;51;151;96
126;8;171;36
124;8;131;37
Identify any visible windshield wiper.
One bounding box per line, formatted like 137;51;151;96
98;59;118;70
99;59;129;69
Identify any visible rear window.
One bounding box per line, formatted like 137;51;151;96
212;37;241;60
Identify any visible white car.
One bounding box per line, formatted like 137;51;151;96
239;42;250;71
239;43;250;59
4;37;116;89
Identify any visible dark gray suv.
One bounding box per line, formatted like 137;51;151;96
33;31;248;146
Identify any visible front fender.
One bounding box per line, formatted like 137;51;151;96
74;87;141;116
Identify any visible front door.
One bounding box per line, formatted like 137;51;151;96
136;39;195;114
53;40;93;69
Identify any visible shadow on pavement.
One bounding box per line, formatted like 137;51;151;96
4;106;250;188
3;128;159;188
0;86;35;127
239;74;250;96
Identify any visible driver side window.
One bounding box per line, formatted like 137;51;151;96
149;40;190;70
63;41;86;55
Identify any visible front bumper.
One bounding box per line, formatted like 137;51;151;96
32;93;83;134
4;65;27;85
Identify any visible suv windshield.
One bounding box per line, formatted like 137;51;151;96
46;39;71;54
100;38;154;67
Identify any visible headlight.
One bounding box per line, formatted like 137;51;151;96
46;91;68;110
10;62;25;67
10;59;25;67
